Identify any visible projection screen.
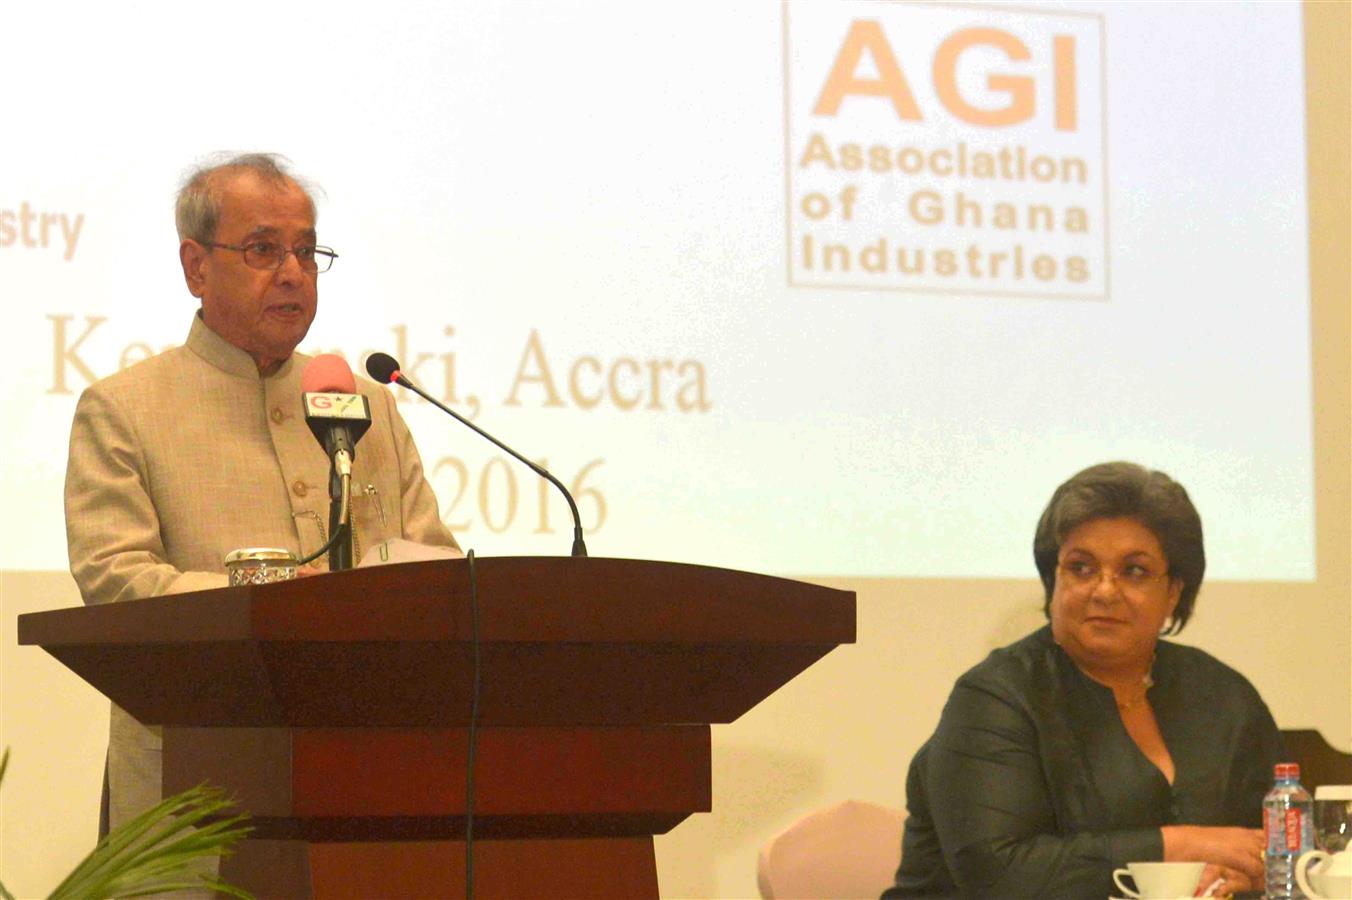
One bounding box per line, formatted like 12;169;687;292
1;0;1314;581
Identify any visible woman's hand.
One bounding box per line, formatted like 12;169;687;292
1193;862;1257;897
1161;825;1264;891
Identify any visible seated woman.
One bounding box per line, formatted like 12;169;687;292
883;462;1281;899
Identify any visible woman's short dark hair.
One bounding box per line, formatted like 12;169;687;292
1033;461;1205;634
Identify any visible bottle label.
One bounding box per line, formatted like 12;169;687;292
1283;808;1303;851
1265;804;1312;852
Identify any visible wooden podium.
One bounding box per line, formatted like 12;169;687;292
18;557;855;898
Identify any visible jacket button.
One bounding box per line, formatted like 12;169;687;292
291;480;308;498
270;407;285;424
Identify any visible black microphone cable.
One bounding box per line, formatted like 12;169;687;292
463;548;481;900
296;477;351;566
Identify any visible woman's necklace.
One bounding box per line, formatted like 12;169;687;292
1114;658;1156;711
1115;672;1155;711
1056;641;1158;712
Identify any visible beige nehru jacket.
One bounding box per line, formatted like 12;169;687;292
64;313;458;828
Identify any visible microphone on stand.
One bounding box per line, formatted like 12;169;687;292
365;351;588;557
301;355;372;571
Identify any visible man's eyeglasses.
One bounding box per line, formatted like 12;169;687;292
1057;558;1170;593
205;241;338;273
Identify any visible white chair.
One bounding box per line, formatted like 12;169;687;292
756;800;906;899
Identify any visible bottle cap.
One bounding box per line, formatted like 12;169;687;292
1274;762;1301;779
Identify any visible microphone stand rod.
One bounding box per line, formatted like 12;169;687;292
327;450;354;571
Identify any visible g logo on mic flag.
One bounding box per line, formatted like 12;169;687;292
303;393;371;421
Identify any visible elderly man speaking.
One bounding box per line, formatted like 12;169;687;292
64;153;458;833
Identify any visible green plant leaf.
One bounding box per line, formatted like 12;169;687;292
0;749;14;900
44;781;253;900
1;747;254;899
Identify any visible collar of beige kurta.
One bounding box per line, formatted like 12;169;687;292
185;311;298;382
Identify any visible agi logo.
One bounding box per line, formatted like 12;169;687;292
784;2;1107;299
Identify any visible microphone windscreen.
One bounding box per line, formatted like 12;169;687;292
366;352;401;385
302;354;357;393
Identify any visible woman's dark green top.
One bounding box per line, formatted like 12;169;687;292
883;626;1282;899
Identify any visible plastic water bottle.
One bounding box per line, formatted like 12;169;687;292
1264;762;1314;899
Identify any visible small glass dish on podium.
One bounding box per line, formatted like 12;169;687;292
224;548;299;585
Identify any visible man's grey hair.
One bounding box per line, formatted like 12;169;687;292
174;152;318;243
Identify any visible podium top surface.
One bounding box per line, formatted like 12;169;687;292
19;557;855;727
20;556;854;645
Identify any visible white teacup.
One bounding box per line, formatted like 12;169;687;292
1295;848;1352;900
1111;861;1205;899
